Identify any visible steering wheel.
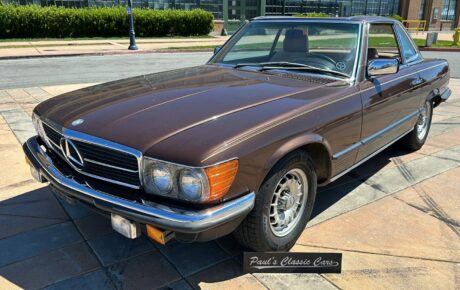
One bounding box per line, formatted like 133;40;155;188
294;53;337;71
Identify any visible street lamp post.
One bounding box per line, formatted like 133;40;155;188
127;0;138;50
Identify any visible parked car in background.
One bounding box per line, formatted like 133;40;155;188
24;16;450;251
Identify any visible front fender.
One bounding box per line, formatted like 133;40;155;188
262;133;333;183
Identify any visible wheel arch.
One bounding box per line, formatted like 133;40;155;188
260;133;333;190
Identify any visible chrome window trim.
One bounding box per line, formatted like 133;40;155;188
393;22;424;66
253;18;363;24
351;22;364;84
332;109;421;160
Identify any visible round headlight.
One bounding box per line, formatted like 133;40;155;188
151;164;172;193
179;170;203;201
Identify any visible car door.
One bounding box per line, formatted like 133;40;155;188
356;22;421;162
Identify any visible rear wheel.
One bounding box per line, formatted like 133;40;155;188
400;100;433;151
233;151;317;251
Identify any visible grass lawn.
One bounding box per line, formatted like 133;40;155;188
0;35;215;43
413;38;459;48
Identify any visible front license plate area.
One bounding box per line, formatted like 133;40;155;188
111;214;141;239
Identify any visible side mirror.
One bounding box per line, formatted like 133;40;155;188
213;46;221;55
367;59;399;77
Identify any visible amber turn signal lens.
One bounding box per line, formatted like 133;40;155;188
205;160;239;202
146;224;175;245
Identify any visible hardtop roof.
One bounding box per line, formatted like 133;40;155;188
252;16;398;23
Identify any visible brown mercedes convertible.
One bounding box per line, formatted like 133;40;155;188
24;16;450;251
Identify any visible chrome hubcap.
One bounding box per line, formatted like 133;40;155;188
269;168;308;237
416;102;431;140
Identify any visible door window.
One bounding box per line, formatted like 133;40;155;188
394;24;420;63
368;24;401;62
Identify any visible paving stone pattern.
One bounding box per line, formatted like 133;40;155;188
0;80;459;289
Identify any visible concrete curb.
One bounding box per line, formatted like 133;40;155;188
2;46;458;60
419;47;460;52
0;49;214;60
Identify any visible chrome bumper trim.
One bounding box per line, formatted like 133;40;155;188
441;88;451;101
24;136;255;233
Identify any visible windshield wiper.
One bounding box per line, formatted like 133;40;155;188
259;62;350;78
233;62;305;69
233;63;261;69
233;62;350;78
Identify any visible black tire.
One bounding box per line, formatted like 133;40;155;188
400;100;433;151
233;151;317;252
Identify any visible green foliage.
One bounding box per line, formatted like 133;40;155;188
0;5;214;38
294;12;329;18
389;14;403;22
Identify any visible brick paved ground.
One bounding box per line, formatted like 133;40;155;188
0;80;459;289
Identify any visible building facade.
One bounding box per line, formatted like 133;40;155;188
3;0;399;19
4;0;460;29
400;0;459;30
265;0;400;17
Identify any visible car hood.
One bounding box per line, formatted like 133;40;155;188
35;65;342;165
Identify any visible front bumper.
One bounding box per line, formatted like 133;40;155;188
23;135;255;235
441;87;451;102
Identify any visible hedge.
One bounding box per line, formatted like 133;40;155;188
294;12;329;18
0;5;214;38
389;14;403;22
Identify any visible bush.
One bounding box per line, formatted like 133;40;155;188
294;12;329;18
0;5;214;38
389;14;403;22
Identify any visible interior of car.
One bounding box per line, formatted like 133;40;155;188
268;28;356;75
218;23;360;77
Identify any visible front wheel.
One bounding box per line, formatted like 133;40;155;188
400;100;433;151
233;151;317;251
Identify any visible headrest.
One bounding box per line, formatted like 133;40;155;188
368;48;379;60
283;29;307;53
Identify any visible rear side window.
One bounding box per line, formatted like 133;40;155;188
394;24;420;63
368;24;401;61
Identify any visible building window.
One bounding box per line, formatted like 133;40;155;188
442;0;457;20
418;0;425;20
264;0;400;17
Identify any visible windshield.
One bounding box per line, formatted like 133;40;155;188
210;21;361;78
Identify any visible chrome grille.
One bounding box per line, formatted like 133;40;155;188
41;122;141;188
42;123;61;148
